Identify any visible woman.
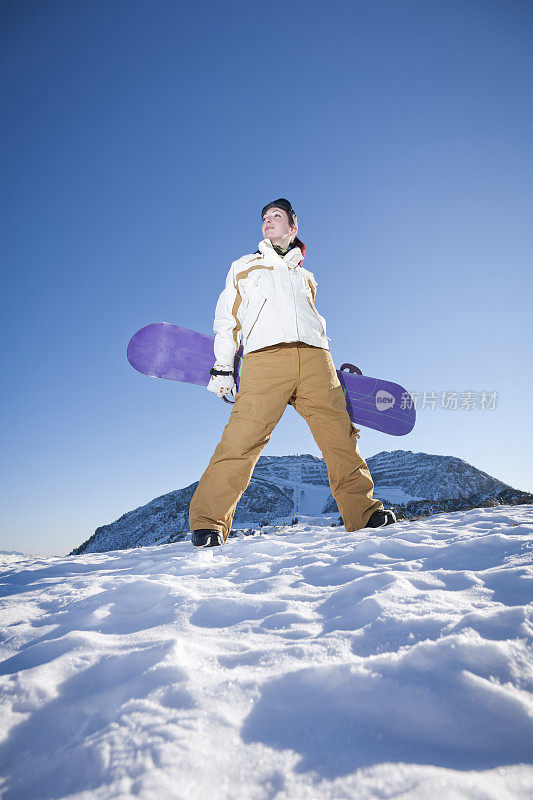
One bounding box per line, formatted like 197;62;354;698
188;199;395;547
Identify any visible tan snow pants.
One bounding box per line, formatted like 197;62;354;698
188;342;383;542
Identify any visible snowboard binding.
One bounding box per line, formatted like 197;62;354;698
339;363;363;375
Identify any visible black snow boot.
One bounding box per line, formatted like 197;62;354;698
191;529;224;548
365;509;397;529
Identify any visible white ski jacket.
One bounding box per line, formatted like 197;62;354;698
213;238;330;366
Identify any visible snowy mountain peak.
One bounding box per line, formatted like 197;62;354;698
367;449;513;504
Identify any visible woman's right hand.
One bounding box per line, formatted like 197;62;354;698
207;364;235;398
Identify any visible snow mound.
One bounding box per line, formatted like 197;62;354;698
1;505;532;799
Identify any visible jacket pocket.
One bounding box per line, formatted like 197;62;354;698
306;296;326;338
243;296;267;343
238;272;262;323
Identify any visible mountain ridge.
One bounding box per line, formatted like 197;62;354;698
71;450;532;555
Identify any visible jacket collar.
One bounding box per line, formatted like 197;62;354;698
257;238;303;269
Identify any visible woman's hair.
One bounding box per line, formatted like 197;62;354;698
261;198;306;260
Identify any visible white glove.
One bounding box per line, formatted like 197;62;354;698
207;363;235;397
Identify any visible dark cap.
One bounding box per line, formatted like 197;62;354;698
261;198;296;224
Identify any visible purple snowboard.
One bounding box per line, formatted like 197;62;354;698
127;323;415;436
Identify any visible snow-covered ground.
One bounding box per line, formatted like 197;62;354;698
1;506;532;800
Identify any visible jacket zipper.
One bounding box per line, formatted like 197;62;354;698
289;269;300;340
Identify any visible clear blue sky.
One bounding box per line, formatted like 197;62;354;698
2;0;532;556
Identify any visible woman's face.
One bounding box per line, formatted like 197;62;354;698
261;207;297;245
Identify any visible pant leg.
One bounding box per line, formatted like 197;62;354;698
188;346;298;542
290;346;384;531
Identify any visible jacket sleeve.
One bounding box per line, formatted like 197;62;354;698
213;261;242;366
